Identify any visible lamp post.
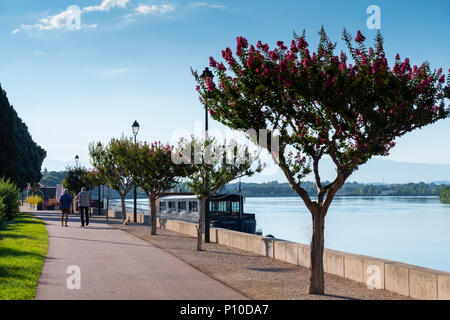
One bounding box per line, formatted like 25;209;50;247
75;155;79;168
132;120;140;223
200;67;214;243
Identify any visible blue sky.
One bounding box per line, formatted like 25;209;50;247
0;0;449;182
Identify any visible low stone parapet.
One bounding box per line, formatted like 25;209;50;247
138;215;450;300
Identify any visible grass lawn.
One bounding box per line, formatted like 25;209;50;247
0;213;48;300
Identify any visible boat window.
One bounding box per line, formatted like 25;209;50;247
189;201;198;212
178;201;186;210
168;202;176;209
231;201;240;215
209;201;231;214
159;202;166;211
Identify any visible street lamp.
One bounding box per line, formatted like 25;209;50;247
200;67;214;243
75;155;79;167
132;120;140;223
200;67;214;139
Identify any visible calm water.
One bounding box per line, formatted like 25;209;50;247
122;196;450;272
245;196;450;272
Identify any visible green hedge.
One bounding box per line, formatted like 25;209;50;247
440;187;450;204
0;178;20;224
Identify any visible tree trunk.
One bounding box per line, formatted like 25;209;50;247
120;194;126;222
308;208;325;294
150;196;157;235
197;196;206;251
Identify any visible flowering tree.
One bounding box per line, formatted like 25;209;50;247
122;141;191;235
174;136;262;251
193;28;450;294
89;138;134;221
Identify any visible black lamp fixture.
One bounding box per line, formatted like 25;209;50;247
132;120;140;136
200;67;214;82
200;67;214;137
132;120;140;223
75;155;79;167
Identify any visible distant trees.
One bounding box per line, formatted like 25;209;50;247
441;187;450;204
0;84;46;189
40;171;67;186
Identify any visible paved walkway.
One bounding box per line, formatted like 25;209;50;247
33;211;246;300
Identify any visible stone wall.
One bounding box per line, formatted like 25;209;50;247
154;216;450;300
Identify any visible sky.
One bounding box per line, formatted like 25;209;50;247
0;0;449;183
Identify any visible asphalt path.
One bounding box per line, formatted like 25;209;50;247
33;211;246;300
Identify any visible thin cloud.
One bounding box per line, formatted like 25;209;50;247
125;4;175;19
99;68;130;77
191;2;226;9
32;50;47;56
83;0;130;12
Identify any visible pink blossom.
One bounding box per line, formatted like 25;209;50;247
355;30;366;43
206;77;216;91
209;57;217;67
209;109;216;116
217;62;226;71
439;74;445;83
297;37;308;50
433;105;439;113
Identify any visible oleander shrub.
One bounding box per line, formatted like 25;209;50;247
0;196;6;223
0;178;20;223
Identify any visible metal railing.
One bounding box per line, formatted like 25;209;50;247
109;201;200;223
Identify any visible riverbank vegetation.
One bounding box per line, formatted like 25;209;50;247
440;187;450;204
0;213;49;299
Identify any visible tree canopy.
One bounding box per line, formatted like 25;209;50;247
0;84;46;189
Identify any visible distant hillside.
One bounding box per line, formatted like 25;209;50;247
224;181;447;197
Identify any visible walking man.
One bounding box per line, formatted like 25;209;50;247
77;187;91;227
58;189;73;227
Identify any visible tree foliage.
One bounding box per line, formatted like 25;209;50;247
89;138;134;220
0;84;46;189
174;136;262;250
0;178;20;224
441;187;450;204
193;28;449;294
62;166;96;196
121;141;191;234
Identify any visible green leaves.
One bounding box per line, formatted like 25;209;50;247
175;136;262;198
89;137;134;197
120;141;190;198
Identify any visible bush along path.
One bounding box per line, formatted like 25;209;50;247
0;213;49;300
